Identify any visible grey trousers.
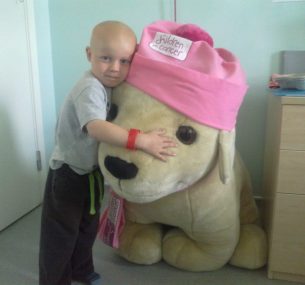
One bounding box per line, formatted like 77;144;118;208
39;164;103;285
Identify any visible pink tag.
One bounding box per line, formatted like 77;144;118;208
98;191;125;248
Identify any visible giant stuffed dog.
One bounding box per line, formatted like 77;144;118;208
98;21;267;272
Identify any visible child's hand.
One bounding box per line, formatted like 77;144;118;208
136;128;177;161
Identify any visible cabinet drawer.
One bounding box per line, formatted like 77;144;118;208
278;150;305;195
280;105;305;150
268;193;305;277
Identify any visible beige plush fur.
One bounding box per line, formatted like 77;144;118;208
98;83;267;271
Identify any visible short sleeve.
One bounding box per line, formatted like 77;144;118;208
73;85;108;129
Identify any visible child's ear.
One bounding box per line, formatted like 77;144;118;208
86;47;92;61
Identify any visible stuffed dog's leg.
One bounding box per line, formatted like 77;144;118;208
162;228;237;272
229;224;267;269
118;220;163;265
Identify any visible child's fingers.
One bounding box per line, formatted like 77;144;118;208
153;148;176;161
164;151;176;156
160;149;176;156
162;139;177;148
152;128;167;135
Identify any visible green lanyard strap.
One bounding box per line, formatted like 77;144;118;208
88;170;104;215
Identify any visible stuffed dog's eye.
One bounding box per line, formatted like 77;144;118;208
106;103;118;122
176;126;197;145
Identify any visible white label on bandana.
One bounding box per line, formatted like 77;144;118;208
149;32;192;60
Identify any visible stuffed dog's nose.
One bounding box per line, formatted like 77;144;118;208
104;156;138;179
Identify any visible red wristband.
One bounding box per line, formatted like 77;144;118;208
126;129;141;150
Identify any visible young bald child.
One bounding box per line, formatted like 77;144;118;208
39;21;176;285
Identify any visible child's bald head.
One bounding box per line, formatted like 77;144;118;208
86;21;137;87
89;21;137;54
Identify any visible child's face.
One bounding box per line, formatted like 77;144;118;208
87;36;136;88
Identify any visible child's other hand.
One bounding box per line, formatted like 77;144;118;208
136;128;177;161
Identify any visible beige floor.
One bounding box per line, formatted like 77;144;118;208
0;206;299;285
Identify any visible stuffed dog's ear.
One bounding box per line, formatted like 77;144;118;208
218;129;236;184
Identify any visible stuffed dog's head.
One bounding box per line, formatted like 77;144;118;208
98;83;235;203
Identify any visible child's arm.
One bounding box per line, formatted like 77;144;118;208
86;119;176;161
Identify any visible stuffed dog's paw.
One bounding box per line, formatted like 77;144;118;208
118;221;163;265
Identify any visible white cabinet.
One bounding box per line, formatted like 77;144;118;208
263;94;305;283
